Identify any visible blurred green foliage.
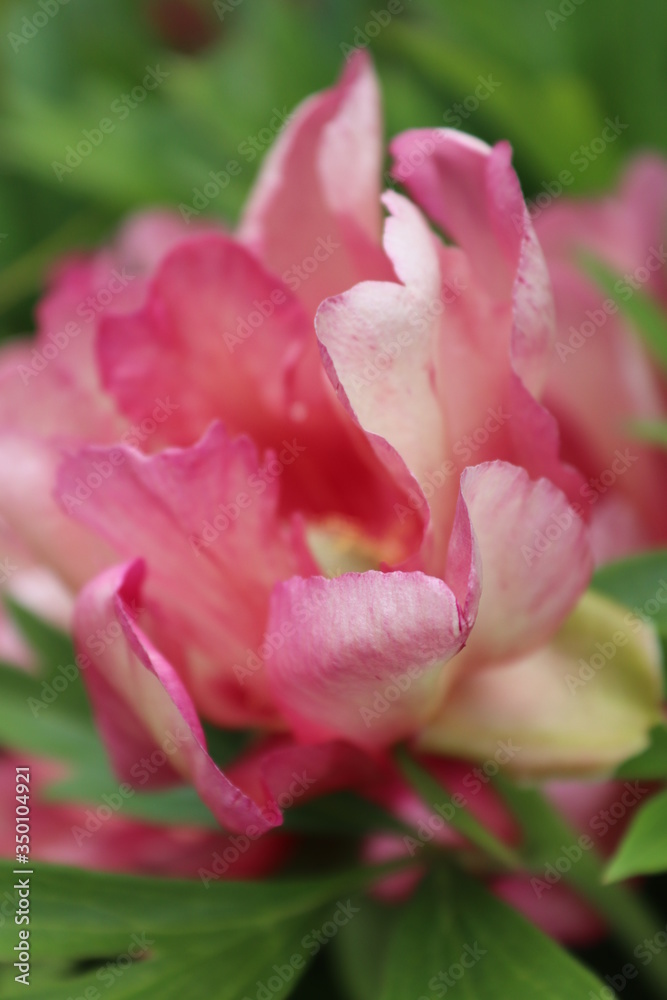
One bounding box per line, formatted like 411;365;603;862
0;0;665;335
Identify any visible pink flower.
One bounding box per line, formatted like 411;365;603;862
0;55;661;839
534;156;667;561
0;754;289;879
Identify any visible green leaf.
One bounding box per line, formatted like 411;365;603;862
334;896;399;1000
3;595;76;674
0;917;314;1000
605;790;667;882
0;660;104;764
0;858;405;999
378;19;609;185
627;420;667;449
48;779;221;828
0;859;405;960
592;550;667;642
494;773;667;994
377;865;607;999
580;254;667;375
616;725;667;778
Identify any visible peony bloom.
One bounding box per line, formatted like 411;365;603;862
533;157;667;562
0;55;662;844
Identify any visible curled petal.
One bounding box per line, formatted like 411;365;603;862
74;560;282;834
459;461;593;665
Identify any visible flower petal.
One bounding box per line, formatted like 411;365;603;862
316;192;445;489
98;233;309;451
266;570;471;748
391;130;554;395
420;591;664;776
0;343;119;589
74;560;282;834
459;461;593;665
239;51;392;315
57;421;313;726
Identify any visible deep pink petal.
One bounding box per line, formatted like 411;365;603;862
493;877;604;945
74;560;282;834
0;754;289;878
57;422;313;726
228;736;379;809
98;231;416;535
98;233;308;451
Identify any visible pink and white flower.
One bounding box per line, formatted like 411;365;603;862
0;55;661;844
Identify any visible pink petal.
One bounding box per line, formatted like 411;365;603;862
0;342;119;590
316;193;445;490
391;130;554;395
239;51;393;315
0;754;289;878
57;421;313;726
317;149;584;565
74;560;282;834
98;233;309;451
228;736;379;808
266;570;471;748
535;157;667;552
0;213;178;589
493;877;604;946
457;461;592;665
420;591;663;775
98;231;414;534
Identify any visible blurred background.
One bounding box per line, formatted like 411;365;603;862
0;0;666;340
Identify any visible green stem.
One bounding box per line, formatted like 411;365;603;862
394;745;523;873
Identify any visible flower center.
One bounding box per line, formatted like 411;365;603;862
306;518;399;577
